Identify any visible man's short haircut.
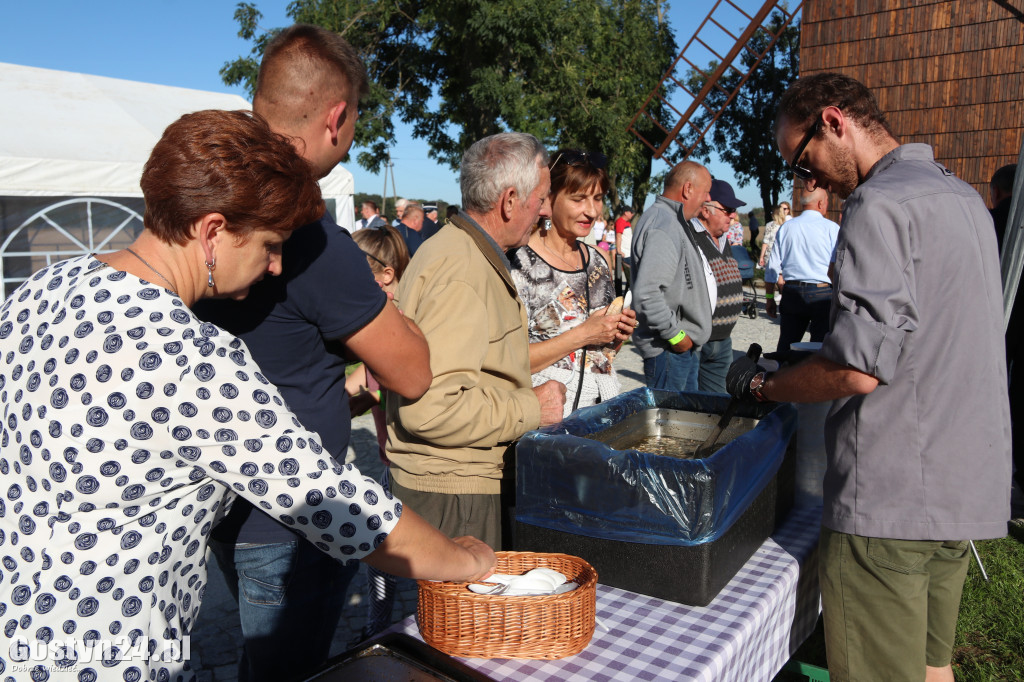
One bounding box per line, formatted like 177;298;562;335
141;110;323;247
801;187;827;206
664;160;707;194
776;72;897;142
404;203;424;220
254;24;368;132
991;164;1017;193
460;133;548;214
446;205;460;219
362;200;379;213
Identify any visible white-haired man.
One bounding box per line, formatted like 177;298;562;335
387;132;567;550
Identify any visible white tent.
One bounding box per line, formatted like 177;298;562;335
0;62;355;298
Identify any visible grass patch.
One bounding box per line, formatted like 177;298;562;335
775;533;1024;681
952;535;1024;681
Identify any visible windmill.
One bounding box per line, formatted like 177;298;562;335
628;0;802;161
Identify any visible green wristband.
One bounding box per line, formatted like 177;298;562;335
766;293;775;300
668;329;687;345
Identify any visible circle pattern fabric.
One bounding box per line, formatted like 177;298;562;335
0;256;400;681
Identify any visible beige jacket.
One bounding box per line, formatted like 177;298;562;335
386;215;541;494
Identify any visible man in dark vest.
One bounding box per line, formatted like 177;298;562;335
688;178;745;393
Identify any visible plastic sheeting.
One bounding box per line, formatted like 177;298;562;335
516;388;797;546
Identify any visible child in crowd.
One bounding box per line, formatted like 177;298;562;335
345;225;411;639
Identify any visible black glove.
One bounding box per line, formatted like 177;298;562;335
726;354;766;400
762;349;813;367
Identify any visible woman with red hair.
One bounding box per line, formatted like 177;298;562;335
0;110;492;681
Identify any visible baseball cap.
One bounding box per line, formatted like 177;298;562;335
709;179;746;211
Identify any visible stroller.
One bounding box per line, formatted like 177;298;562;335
731;245;759;318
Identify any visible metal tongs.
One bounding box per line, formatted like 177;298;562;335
693;343;762;458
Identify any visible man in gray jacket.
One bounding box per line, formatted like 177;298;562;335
728;73;1009;682
630;160;713;391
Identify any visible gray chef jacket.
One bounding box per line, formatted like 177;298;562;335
819;144;1010;541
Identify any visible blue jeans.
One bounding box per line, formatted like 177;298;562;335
209;539;359;682
698;338;733;394
643;348;700;392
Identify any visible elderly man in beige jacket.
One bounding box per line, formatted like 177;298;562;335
387;132;567;550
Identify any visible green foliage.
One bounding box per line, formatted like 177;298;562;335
680;8;799;219
951;536;1024;680
222;0;678;211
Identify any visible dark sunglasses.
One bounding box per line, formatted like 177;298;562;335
703;202;736;215
550;150;608;170
789;119;822;181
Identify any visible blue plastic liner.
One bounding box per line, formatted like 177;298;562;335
516;388;797;546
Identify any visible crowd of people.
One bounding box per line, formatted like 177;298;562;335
0;22;1016;682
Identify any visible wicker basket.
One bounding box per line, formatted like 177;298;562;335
417;551;598;659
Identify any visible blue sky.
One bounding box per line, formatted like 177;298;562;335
1;0;773;210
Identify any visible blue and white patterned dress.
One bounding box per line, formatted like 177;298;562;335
0;256;400;681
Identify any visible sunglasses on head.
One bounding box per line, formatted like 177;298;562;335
550;150;608;170
789;118;822;181
362;251;389;270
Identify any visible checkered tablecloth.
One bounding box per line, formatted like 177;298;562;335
391;505;822;682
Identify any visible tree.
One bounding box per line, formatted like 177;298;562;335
222;0;677;212
678;9;800;218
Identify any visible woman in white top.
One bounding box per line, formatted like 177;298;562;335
758;201;792;267
586;209;607;246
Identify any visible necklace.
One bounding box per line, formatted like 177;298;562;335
125;248;178;293
541;235;582;270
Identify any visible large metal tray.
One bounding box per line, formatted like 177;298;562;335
303;633;492;682
586;407;758;458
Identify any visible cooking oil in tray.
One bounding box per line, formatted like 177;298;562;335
625;435;723;459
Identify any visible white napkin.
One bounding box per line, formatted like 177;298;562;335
468;568;578;596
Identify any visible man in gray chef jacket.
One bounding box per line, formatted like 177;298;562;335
727;73;1010;682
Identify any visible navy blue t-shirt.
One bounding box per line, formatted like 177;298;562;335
394;222;423;256
195;212;387;543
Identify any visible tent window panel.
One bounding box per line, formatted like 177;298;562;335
1;196;145;300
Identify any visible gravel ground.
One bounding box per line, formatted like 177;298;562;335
191;294;787;680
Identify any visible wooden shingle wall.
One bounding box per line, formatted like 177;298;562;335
800;0;1024;201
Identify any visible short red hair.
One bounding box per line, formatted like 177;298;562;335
140;109;324;245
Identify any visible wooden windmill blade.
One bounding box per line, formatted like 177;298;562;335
628;0;802;160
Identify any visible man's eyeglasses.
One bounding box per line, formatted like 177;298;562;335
703;202;735;215
789;119;822;181
550;150;608;170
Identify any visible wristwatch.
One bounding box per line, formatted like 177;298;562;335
749;371;770;402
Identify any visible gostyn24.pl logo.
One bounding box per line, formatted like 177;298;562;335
8;636;190;665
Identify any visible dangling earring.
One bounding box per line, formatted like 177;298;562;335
206;259;216;288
